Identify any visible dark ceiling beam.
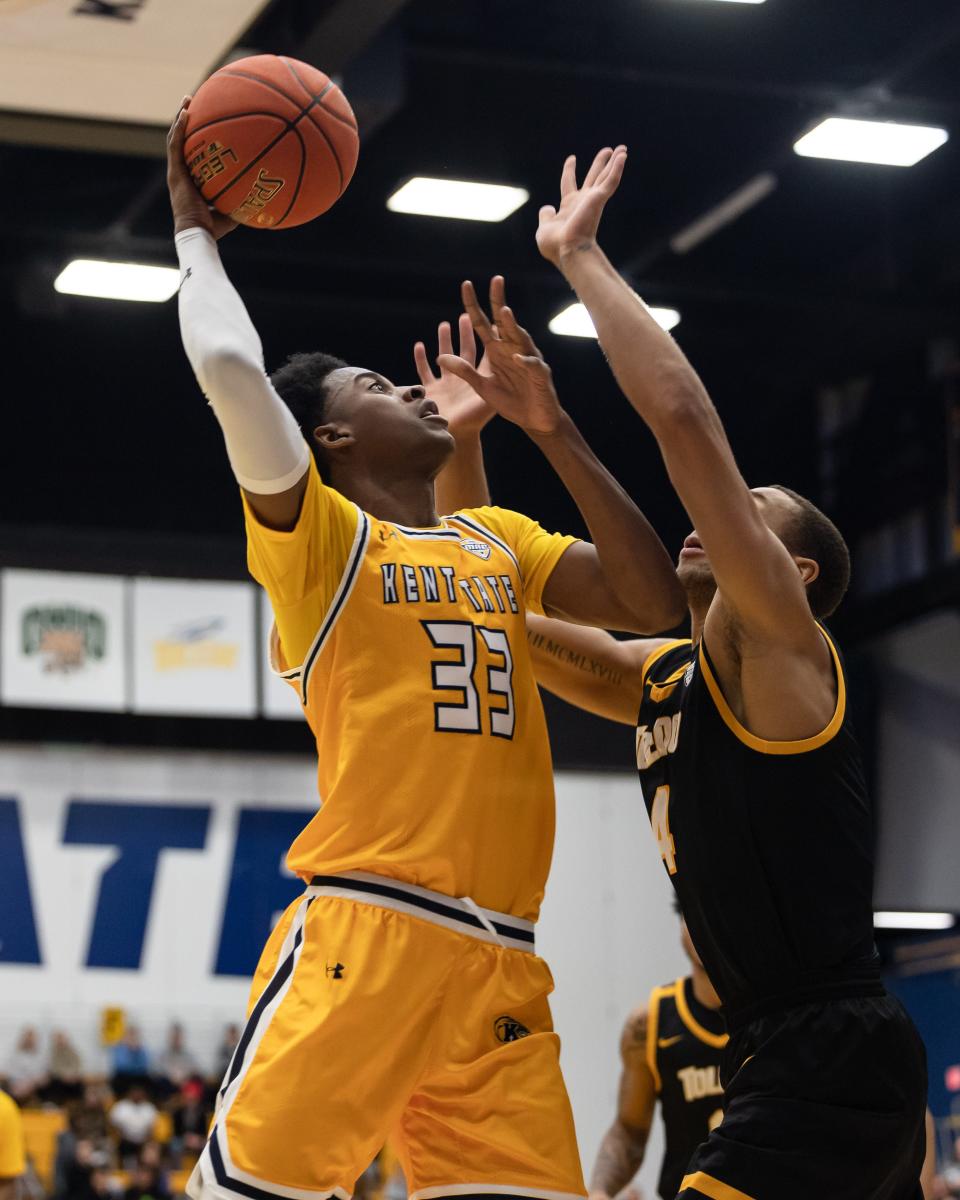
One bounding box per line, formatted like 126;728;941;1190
618;6;960;281
298;0;412;77
410;45;960;118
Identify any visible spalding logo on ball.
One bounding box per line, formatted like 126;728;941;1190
184;54;359;230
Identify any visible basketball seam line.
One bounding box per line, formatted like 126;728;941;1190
185;110;289;141
205;93;328;207
209;73;345;204
273;125;307;227
281;56;359;133
273;60;346;192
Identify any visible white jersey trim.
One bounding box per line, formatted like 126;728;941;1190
265;506;371;702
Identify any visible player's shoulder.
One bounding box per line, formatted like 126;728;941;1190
640;638;694;685
445;505;538;551
448;504;524;529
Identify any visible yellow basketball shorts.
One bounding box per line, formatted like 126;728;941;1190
189;871;586;1200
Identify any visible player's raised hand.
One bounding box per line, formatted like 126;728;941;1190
536;145;627;267
414;313;494;439
438;277;563;437
166;97;238;240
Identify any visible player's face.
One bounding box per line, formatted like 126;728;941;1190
322;366;455;474
675;487;799;596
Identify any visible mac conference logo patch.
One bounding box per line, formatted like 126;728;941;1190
461;538;492;561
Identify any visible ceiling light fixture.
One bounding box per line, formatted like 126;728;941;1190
794;117;949;167
54;259;180;302
549;301;680;339
386;177;529;222
873;911;956;931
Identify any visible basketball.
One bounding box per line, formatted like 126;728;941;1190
183;54;359;230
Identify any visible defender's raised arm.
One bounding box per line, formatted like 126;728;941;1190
538;148;829;663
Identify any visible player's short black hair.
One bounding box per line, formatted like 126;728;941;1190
771;485;851;619
269;352;349;482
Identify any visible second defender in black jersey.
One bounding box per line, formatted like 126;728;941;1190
649;975;726;1200
515;147;927;1199
590;914;727;1200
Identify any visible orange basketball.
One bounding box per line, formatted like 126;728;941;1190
183;54;359;231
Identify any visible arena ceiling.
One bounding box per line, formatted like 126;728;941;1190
3;0;960;581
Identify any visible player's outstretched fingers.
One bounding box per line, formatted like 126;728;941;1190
456;311;477;366
437;320;454;359
436;353;485;393
413;341;435;387
489;275;509;328
560;154;578;197
461;280;496;344
598;145;628;195
583;146;613;188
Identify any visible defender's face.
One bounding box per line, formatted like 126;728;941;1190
322;365;455;469
676;487;798;593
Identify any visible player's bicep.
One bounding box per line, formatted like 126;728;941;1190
242;470;310;532
541;541;655;632
526;615;652;726
616;1008;656;1130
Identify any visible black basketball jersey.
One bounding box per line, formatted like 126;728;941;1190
635;633;879;1021
648;975;727;1200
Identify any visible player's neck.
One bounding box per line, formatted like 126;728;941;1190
335;470;440;528
683;584;715;645
691;965;722;1010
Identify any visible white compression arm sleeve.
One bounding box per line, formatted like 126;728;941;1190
176;227;311;494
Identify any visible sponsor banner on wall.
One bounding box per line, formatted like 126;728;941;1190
131;578;257;717
0;0;271;126
0;569;126;710
258;591;304;721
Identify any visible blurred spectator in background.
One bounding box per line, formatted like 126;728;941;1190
46;1032;84;1105
211;1025;240;1087
4;1027;47;1105
74;1167;116;1200
110;1029;150;1097
108;1085;157;1165
126;1142;170;1200
170;1079;208;1165
0;1088;26;1200
153;1026;196;1099
67;1085;111;1144
123;1160;169;1200
55;1084;112;1197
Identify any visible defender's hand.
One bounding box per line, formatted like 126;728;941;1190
167;97;238;240
414;313;494;438
438;277;563;437
536;145;627;267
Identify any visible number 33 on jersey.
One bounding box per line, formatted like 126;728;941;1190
243;457;578;919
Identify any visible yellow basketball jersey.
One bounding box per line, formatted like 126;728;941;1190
244;458;577;920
